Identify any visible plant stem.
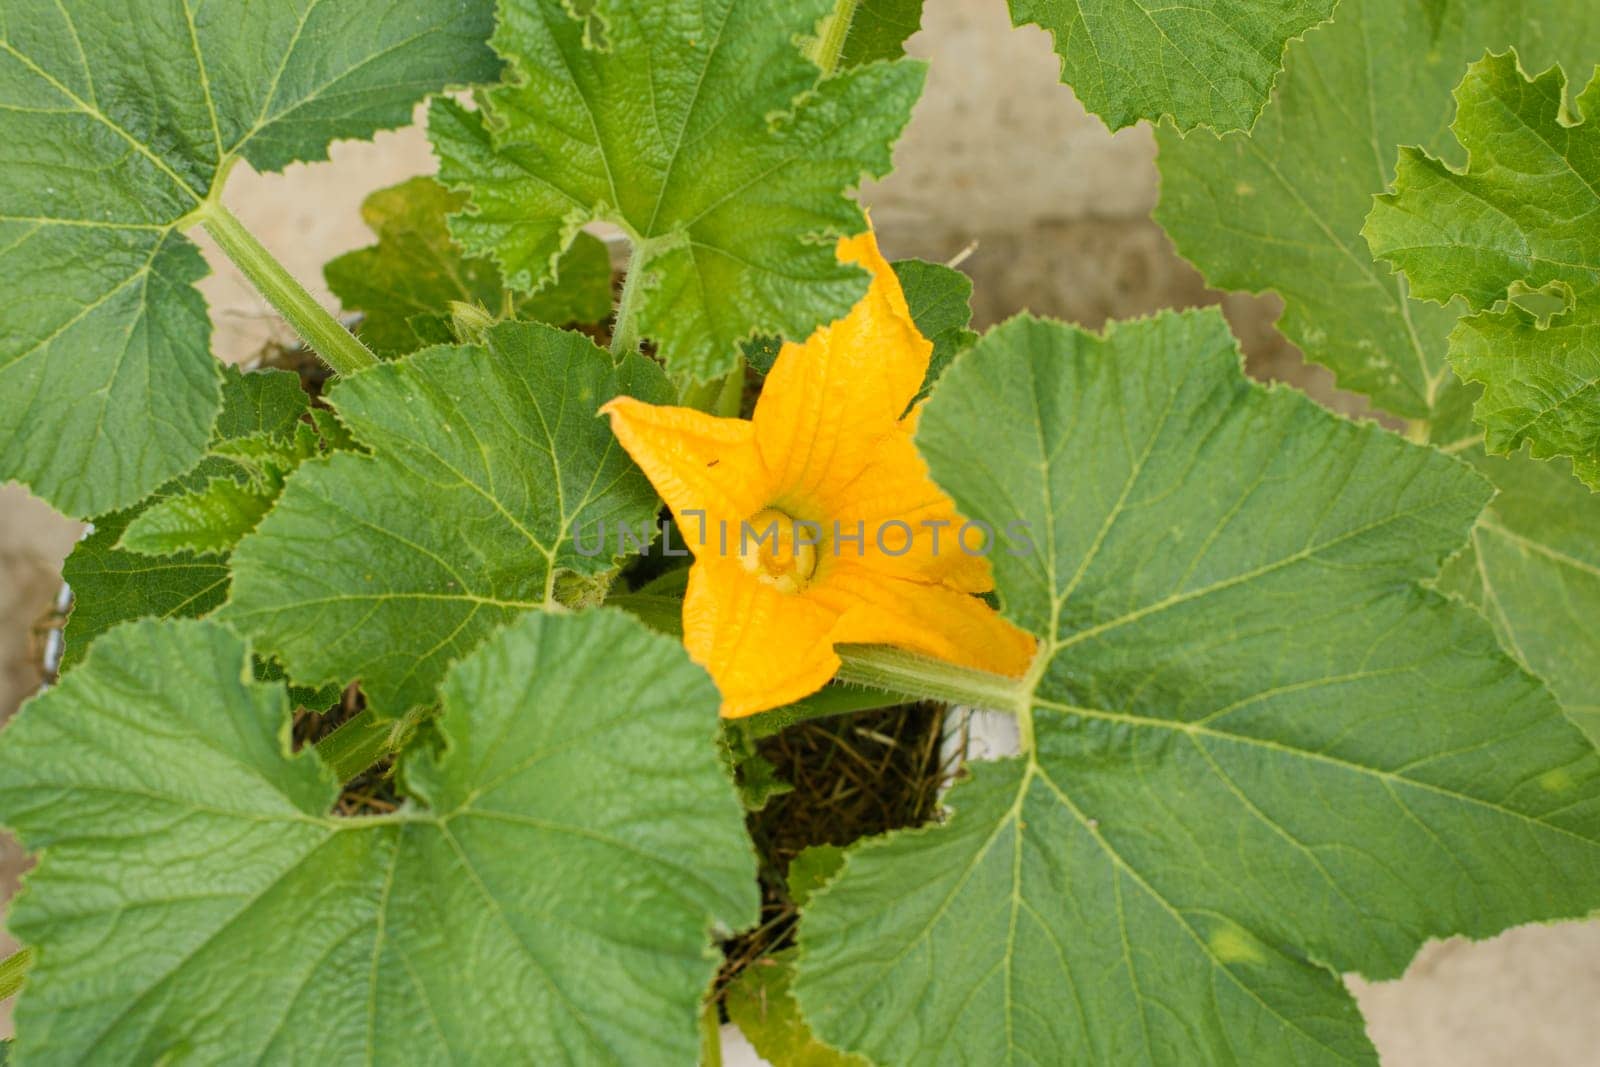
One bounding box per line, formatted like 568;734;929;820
808;0;861;76
201;201;378;376
0;946;33;1001
835;646;1022;713
747;680;908;738
611;240;648;357
313;708;414;783
699;997;723;1067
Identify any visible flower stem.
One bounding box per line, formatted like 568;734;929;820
834;645;1024;714
808;0;862;76
201;201;378;376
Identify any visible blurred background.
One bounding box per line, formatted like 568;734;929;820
4;2;1599;1059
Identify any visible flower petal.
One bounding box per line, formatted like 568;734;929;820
818;426;994;593
816;564;1037;678
753;230;930;504
601;398;770;542
684;556;843;718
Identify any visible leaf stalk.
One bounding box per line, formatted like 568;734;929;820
834;645;1023;715
808;0;862;76
201;201;378;376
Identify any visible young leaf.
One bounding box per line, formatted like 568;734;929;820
794;310;1600;1065
0;611;757;1063
430;0;925;380
1155;0;1600;419
1365;52;1600;486
223;321;672;716
59;367;307;668
324;176;614;356
0;0;499;517
1008;0;1336;132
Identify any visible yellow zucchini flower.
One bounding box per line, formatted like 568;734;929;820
602;230;1036;717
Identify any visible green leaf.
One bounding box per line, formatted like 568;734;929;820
0;0;499;516
743;258;974;398
117;474;277;558
119;423;325;557
838;0;925;68
723;723;794;812
60;367;307;668
1154;0;1600;420
895;258;978;402
324;176;614;356
727;950;865;1067
794;310;1600;1065
1007;0;1336;132
1364;52;1600;486
0;611;757;1063
223;321;672;716
430;0;924;381
1435;444;1600;741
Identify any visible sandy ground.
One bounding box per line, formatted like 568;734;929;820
3;1;1598;1059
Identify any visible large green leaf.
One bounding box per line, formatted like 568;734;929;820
222;321;672;716
1154;0;1600;420
1008;0;1336;132
60;366;307;669
430;0;924;381
0;0;499;517
324;176;614;356
0;611;757;1063
794;311;1600;1065
1365;52;1600;487
1153;0;1600;747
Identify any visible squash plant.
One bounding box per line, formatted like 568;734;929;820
3;0;1600;1064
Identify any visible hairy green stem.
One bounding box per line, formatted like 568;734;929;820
747;680;908;738
808;0;861;75
0;946;33;1001
201;201;378;376
834;645;1023;714
313;708;418;783
611;239;648;357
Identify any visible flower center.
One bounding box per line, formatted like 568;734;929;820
738;507;819;594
